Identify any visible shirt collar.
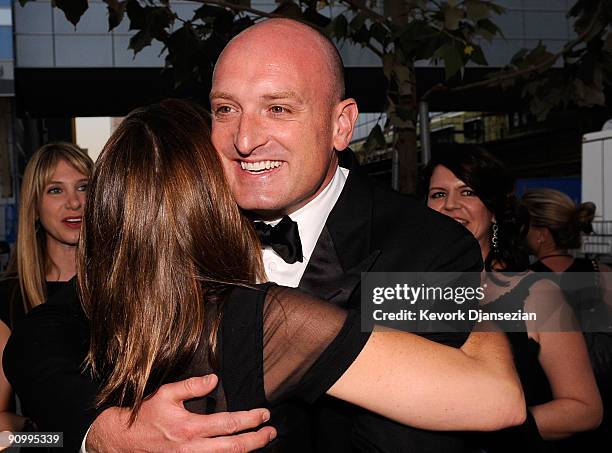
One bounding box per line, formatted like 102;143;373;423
263;165;348;262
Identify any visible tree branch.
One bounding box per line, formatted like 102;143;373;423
338;0;393;29
191;0;385;57
421;0;604;100
190;0;282;20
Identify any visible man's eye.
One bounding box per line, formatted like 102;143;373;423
215;106;233;114
270;106;287;114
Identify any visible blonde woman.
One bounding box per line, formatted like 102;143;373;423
0;142;92;432
522;188;612;450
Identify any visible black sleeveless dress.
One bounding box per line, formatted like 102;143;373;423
530;259;612;452
470;273;554;453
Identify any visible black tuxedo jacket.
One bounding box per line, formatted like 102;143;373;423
290;154;483;452
3;154;482;452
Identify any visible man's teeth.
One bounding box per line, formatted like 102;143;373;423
240;161;282;171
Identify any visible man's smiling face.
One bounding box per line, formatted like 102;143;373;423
210;20;356;220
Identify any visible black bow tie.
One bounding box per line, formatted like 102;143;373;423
253;216;303;264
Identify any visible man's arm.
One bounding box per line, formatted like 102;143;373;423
4;300;275;452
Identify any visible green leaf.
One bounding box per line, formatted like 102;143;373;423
476;18;502;39
149;8;174;41
488;3;506;15
523;42;555;70
443;5;464;31
574;78;606;106
194;5;228;20
103;0;126;31
363;125;386;152
469;45;488;65
397;21;439;58
303;7;331;28
54;0;89;26
350;12;367;31
435;41;465;79
370;22;389;47
352;24;370;46
465;0;490;22
327;14;348;40
510;48;529;65
128;29;153;54
126;0;147;30
272;1;303;20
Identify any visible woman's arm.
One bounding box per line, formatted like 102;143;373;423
527;280;603;440
327;328;526;432
0;320;28;432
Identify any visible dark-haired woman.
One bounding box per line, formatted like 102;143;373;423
422;145;602;450
522;188;612;450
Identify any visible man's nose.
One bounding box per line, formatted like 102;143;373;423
234;113;266;155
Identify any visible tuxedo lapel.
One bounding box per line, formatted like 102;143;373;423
299;154;381;306
299;225;379;306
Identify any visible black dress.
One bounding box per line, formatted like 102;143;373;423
3;281;372;452
0;277;26;329
175;282;372;452
0;277;67;329
0;277;72;453
530;258;612;452
470;273;554;453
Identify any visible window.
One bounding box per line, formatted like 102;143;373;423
464;118;484;141
0;26;12;59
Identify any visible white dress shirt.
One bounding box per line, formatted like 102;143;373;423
261;166;348;287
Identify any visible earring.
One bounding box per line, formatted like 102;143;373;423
491;223;499;253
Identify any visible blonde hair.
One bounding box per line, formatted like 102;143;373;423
521;188;596;249
6;142;93;311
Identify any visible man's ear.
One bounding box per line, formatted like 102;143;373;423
332;98;359;151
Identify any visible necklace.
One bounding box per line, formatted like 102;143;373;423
538;253;572;260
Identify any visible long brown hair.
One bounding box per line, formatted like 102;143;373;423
4;142;92;311
79;99;264;416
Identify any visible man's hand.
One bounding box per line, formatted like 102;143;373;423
87;375;276;453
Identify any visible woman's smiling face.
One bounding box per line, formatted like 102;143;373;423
38;159;88;249
427;164;495;255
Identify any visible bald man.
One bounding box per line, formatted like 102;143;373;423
207;20;484;452
6;19;491;453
